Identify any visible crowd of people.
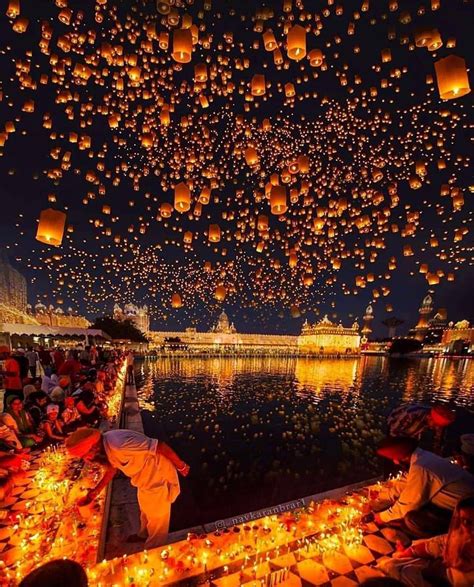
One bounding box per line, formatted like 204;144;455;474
0;344;125;503
1;347;473;586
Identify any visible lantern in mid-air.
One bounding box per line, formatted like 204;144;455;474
174;182;191;213
287;25;306;61
172;29;192;63
251;74;266;96
208;224;221;242
434;55;471;100
270;185;287;215
36;208;66;246
171;293;182;308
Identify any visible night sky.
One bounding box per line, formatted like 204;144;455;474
0;0;472;337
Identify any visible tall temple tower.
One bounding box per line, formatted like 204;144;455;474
413;294;433;341
361;304;374;339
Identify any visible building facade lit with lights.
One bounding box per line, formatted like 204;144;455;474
297;315;361;355
149;311;361;355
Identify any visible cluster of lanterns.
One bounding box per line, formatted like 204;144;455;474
0;0;470;325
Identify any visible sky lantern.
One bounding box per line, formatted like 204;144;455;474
434;55;471;100
270;185;287;215
419;263;429;274
160;107;170;126
257;214;268;231
287;25;306;61
194;63;208;82
285;83;295;97
208;224;221;242
415;28;439;48
308;49;324;67
244;147;259;166
273;49;283;65
36;208;66;247
215;285;226;301
409;175;422;189
172;29;193;63
427;272;440;285
199;187;211;205
160;202;172;218
251;74;266;96
263;30;277;51
381;48;392;63
183;231;193;244
156;0;171;15
6;0;20;18
171;293;182;308
174;182;191;213
128;66;141;82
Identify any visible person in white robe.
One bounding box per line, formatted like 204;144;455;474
65;428;189;548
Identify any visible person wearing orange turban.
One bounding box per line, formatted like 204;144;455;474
65;428;190;548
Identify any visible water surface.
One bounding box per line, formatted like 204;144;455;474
134;356;474;531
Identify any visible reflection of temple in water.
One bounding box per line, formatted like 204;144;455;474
294;357;360;395
138;355;474;413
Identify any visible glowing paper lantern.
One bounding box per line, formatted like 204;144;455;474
208;224;221;242
434;55;471;100
36;208;66;246
263;30;278;51
172;29;192;63
415;27;439;48
160;202;172;218
194;63;208;82
128;67;141;82
381;48;392;63
6;1;20;18
270;185;287;215
215;285;226;301
308;49;323;67
171;293;182;308
245;147;259;166
199;187;211;204
174;182;191;213
427;273;440;285
287;25;306;61
257;214;268;231
285;83;295;97
251;74;266;96
156;0;171;15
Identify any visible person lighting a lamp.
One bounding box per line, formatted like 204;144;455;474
65;428;190;548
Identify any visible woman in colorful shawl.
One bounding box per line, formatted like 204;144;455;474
5;396;42;448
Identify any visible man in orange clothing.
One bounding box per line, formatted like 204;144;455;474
0;347;23;401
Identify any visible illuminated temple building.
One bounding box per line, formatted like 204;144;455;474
113;303;150;334
442;320;474;354
297;315;361;355
149;310;296;353
149;311;363;355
